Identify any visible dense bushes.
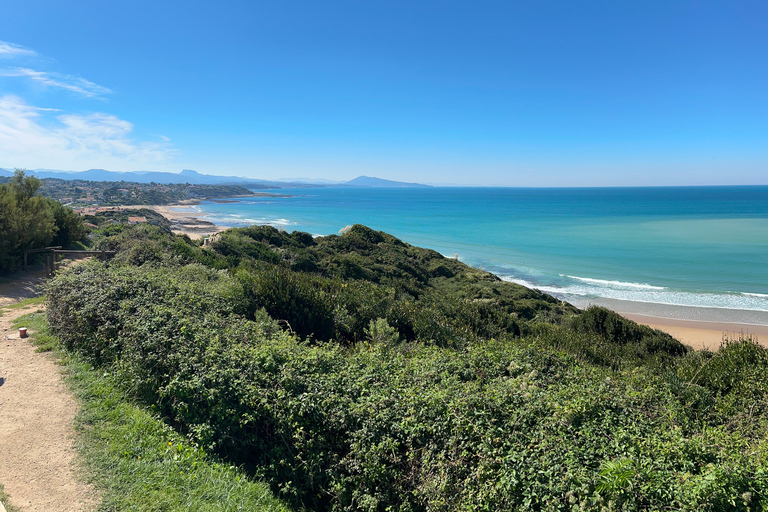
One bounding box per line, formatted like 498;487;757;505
46;262;247;364
44;223;768;511
527;306;691;370
47;263;768;510
215;225;575;311
572;306;687;357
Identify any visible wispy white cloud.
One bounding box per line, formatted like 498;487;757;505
0;67;112;98
0;41;36;58
0;42;174;171
0;95;176;171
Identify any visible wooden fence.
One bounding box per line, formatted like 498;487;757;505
24;247;116;276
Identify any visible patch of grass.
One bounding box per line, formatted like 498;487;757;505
3;295;46;310
12;311;56;352
20;316;290;512
64;240;91;250
0;482;20;512
1;295;47;318
66;357;291;512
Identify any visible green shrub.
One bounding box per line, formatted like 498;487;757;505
674;335;768;437
571;306;688;358
46;261;247;364
235;263;337;341
364;317;400;345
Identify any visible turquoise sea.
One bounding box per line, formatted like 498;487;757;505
193;186;768;321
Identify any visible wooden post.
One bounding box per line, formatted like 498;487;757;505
23;251;27;270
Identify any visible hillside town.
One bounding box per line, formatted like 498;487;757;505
37;178;256;206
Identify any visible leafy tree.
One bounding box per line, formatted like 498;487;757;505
47;198;86;247
0;169;85;272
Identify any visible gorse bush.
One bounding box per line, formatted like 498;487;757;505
572;306;688;357
45;223;768;511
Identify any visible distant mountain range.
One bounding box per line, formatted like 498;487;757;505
0;168;430;188
345;176;430;188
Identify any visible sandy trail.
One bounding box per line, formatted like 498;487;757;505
0;273;96;511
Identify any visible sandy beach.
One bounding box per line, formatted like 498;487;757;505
622;314;768;351
125;203;227;239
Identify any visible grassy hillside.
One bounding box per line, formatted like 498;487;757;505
43;222;768;511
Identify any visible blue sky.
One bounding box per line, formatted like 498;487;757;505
1;0;766;186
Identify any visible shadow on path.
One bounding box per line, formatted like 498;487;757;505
0;268;48;307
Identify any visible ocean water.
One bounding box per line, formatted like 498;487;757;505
194;186;768;319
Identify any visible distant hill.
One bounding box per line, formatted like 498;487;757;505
277;177;345;185
345;176;430;188
0;168;292;188
0;168;429;189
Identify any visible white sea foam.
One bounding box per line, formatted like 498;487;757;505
565;275;665;290
500;276;768;312
503;277;541;290
201;212;295;228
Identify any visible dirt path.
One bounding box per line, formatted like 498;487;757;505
0;269;47;308
0;277;97;511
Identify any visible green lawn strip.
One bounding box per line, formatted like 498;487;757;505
12;313;291;512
